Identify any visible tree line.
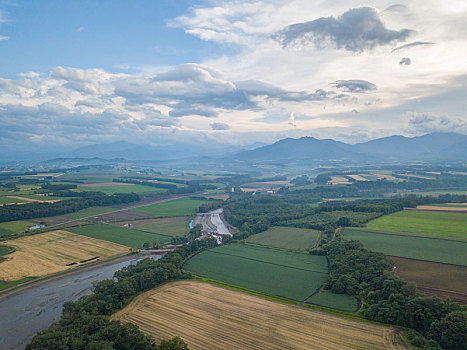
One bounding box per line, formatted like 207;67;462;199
323;239;466;350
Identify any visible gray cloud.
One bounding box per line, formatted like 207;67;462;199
331;80;376;93
406;112;467;134
384;4;407;12
210;122;230;130
274;7;412;52
399;57;411;66
392;41;434;52
169;106;218;118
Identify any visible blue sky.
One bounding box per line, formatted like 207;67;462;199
0;0;224;76
0;0;466;151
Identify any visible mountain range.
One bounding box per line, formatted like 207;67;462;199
234;132;467;162
1;132;465;164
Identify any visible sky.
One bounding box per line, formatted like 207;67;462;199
1;0;467;151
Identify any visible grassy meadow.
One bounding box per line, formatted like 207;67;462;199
244;226;320;251
131;198;210;217
69;223;171;249
343;229;467;266
365;210;467;239
183;243;328;301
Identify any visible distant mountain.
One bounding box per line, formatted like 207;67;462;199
234;132;467;163
353;132;467;160
235;137;365;161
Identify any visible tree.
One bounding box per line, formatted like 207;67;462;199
159;336;189;350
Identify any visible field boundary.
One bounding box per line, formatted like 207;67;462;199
202;248;329;274
347;227;467;243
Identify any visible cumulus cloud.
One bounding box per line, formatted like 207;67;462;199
391;41;434;52
331;80;376;93
406;112;467;134
399;57;411;66
274;7;412;52
210;122;231;130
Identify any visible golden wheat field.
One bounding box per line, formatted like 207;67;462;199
0;230;129;281
112;281;408;350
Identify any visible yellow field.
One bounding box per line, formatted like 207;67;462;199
0;230;129;281
112;281;407;350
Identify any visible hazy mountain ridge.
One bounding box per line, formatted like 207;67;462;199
235;132;467;162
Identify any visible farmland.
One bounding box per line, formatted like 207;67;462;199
136;221;188;237
77;184;165;195
183;243;328;301
0;230;128;281
131;198;209;217
112;281;407;350
244;226;320;251
0;220;34;238
343;229;467;266
389;256;467;304
69;223;171;249
365;210;467;239
306;289;359;312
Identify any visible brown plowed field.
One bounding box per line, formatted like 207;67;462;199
411;206;467;212
0;230;129;281
110;216;189;227
112;281;408;350
389;256;467;304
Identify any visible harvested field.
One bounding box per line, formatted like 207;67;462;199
0;196;28;205
410;205;467;212
80;182;133;187
245;226;320;251
343;229;467;266
0;230;128;280
112;281;407;350
5;195;61;203
328;176;350;185
374;174;396;181
205;194;229;200
69;223;171;249
348;174;369;181
116;217;189;227
183;243;328;301
389;256;467;304
365;210;467;239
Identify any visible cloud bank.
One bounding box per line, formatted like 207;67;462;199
274;7;412;51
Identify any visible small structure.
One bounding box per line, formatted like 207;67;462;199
29;224;45;231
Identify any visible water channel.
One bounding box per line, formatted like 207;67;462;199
0;255;161;350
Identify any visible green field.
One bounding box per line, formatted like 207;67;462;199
306;289;359;312
183;243;328;301
69;223;171;249
77;184;165;195
0;220;34;238
131;198;210;217
62;206;114;220
136;221;188;237
343;229;467;266
0;197;28;205
244;226;320;251
365;210;467;239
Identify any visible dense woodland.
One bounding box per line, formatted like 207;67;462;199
324;240;466;350
0;191;139;223
26;239;218;349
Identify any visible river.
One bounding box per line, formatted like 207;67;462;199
0;255;161;350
